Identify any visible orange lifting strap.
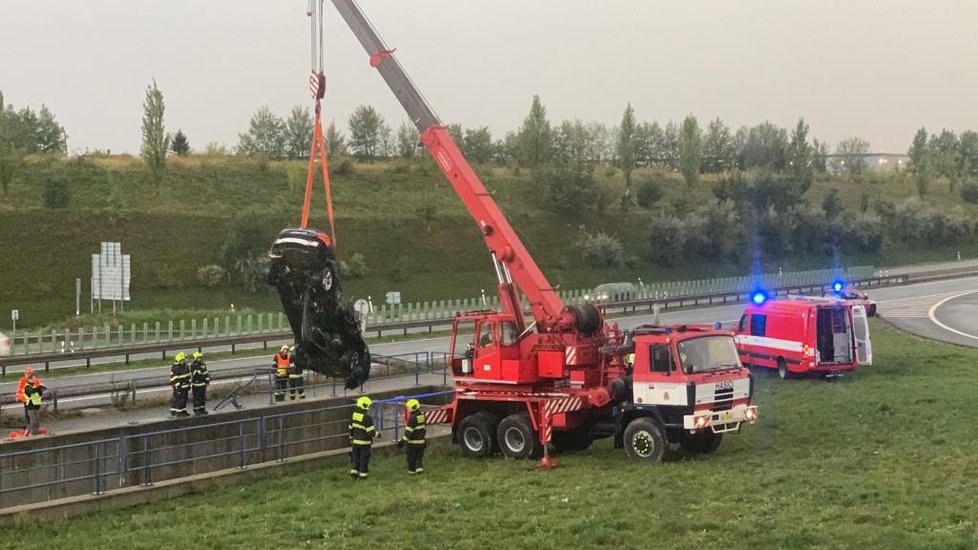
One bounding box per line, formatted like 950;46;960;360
300;91;337;248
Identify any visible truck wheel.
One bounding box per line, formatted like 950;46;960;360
457;412;496;458
777;358;790;380
623;417;666;462
679;431;723;454
497;413;542;459
551;427;593;453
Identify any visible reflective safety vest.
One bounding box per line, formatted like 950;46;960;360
275;353;290;377
170;363;191;389
24;384;42;408
349;410;377;447
402;409;426;446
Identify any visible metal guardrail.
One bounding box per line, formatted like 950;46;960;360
0;270;893;376
0;352;451;412
0;389;453;509
3;266;872;359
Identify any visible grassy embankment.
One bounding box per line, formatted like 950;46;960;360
2;154;976;328
3;320;977;548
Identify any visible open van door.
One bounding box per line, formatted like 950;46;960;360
851;305;873;366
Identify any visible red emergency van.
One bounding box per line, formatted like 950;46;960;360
734;296;873;379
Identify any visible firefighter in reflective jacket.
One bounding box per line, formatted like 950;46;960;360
273;345;290;402
288;345;305;400
397;398;426;474
349;396;380;479
169;352;191;417
190;351;211;416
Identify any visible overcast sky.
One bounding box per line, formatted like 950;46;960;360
2;0;976;155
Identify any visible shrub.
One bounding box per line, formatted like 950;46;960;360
43;176;70;208
196;264;226;288
340;252;368;279
331;156;355;177
233;255;270;294
647;216;687;266
961;180;978;204
578;231;624;268
635;178;664;208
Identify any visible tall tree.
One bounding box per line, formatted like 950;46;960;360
396;122;418;158
538;120;597;214
236;106;286;159
834;137;870;175
907;127;928;172
958;130;978;179
515;95;552;169
701;117;733;173
812;138;829;173
736;122;788;171
284;106;313;160
347;104;387;160
678;114;702;186
616;103;637;190
787;118;813;190
661;121;681;170
170;130;190;156
34;105;66;154
140;79;169;193
462;126;494;164
325;120;347;156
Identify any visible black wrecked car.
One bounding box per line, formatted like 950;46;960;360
266;228;370;389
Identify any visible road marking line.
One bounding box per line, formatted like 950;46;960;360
927;290;978;341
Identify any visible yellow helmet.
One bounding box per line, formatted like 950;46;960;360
356;396;372;410
406;399;420;411
192;351;202;360
174;351;187;363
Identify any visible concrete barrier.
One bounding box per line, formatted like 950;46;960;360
0;386;451;510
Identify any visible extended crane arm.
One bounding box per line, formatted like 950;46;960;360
330;0;566;330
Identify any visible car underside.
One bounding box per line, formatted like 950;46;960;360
266;228;371;389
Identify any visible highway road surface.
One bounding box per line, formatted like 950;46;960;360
4;274;976;415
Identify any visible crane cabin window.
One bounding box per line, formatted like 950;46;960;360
500;322;518;346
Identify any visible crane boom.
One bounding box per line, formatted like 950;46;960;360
329;0;566;330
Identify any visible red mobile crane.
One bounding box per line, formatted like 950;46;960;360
329;0;758;463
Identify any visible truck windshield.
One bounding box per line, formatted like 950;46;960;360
676;336;741;374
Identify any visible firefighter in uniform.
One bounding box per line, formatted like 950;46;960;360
23;374;46;436
349;396;380;479
15;368;37;435
169;352;192;417
288;345;305;400
273;345;290;402
397;398;427;474
190;351;211;415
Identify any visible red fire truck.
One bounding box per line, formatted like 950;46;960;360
735;295;873;380
327;0;758;463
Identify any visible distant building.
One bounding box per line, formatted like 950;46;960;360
862;153;909;172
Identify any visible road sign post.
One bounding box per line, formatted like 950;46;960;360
11;309;19;338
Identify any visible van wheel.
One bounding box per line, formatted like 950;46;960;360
777;358;790;380
679;431;723;454
497;413;542;459
457;412;496;458
623;417;667;462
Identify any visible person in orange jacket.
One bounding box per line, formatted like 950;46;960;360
15;368;38;434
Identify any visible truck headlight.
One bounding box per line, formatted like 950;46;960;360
745;407;758;422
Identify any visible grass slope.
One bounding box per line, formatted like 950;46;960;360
4;320;977;549
3;156;977;328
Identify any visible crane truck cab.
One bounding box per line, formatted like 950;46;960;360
735;295;873;380
616;324;757;461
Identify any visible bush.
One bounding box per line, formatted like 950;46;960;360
234;255;270;294
340;252;368;279
43;176;70;208
221;209;276;268
578;231;624;268
196;264;226;288
635;179;664;208
961;181;978;204
647;216;687;266
331;156;355;177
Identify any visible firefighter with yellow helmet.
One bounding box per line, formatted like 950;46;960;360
349;396;380;479
397;398;427;474
169;352;191;417
273;345;291;402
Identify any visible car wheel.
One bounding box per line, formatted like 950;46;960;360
623;417;667;462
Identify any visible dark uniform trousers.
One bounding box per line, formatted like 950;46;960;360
349;410;377;478
191;360;211;414
170;364;191;415
403;410;427;473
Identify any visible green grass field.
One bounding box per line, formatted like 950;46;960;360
4;320;977;548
